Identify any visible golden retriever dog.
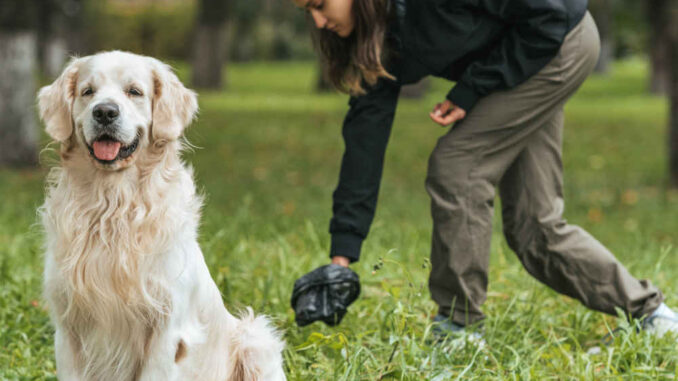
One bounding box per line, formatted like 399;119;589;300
37;51;286;380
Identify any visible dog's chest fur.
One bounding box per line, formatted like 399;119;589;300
42;152;201;380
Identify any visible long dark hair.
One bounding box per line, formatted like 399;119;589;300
310;0;394;95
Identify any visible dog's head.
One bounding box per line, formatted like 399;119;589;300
38;51;198;171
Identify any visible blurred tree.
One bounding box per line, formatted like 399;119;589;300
192;0;229;89
37;0;86;78
589;0;614;73
37;0;66;78
231;0;260;61
63;0;87;55
670;2;678;187
647;0;671;94
91;1;194;60
0;0;39;167
265;0;298;60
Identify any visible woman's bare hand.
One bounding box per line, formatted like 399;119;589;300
430;100;466;127
331;256;350;267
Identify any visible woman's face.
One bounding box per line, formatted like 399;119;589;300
296;0;355;38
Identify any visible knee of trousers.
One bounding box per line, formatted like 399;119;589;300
500;216;573;290
425;146;494;204
425;172;496;218
502;209;564;256
502;216;537;255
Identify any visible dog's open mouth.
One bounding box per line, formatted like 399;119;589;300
88;134;139;164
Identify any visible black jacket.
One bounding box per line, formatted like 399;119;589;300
330;0;589;262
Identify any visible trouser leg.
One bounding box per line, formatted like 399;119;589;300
498;108;663;319
426;12;618;325
426;131;497;325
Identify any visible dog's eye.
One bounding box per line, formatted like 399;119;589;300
128;88;143;97
82;87;94;97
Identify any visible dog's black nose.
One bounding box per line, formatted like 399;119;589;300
92;103;120;125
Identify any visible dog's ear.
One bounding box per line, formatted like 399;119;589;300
150;59;198;142
37;57;82;142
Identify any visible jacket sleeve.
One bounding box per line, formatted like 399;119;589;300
329;78;401;263
447;0;574;112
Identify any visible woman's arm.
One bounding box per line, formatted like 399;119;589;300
329;78;401;264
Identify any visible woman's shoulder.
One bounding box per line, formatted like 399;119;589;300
404;0;475;8
402;0;476;20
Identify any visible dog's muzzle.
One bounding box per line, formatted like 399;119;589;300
87;133;140;164
92;103;120;126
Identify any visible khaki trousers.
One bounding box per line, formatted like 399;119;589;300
426;12;663;325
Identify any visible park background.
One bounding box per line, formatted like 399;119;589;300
1;0;677;379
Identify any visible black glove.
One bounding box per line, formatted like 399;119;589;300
291;264;360;327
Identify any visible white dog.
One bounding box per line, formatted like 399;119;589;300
38;51;286;381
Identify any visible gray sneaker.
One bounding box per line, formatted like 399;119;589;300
588;303;678;354
431;314;485;349
643;303;678;339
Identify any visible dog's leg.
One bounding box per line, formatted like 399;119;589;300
137;331;180;381
229;311;287;381
55;328;83;381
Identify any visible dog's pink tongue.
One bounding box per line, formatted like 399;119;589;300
92;140;121;161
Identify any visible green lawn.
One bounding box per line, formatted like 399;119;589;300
1;59;677;380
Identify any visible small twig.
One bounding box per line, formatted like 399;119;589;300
376;340;400;381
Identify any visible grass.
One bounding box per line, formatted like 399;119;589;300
1;58;677;380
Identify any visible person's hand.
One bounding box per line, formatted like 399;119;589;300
430;100;466;127
332;256;350;267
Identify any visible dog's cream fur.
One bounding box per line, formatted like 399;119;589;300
38;51;285;381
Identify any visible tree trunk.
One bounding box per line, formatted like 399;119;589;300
38;0;67;78
647;0;671;95
230;0;259;62
590;0;614;74
36;0;86;79
62;0;86;56
192;24;227;89
669;4;678;188
0;32;39;167
191;0;229;89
